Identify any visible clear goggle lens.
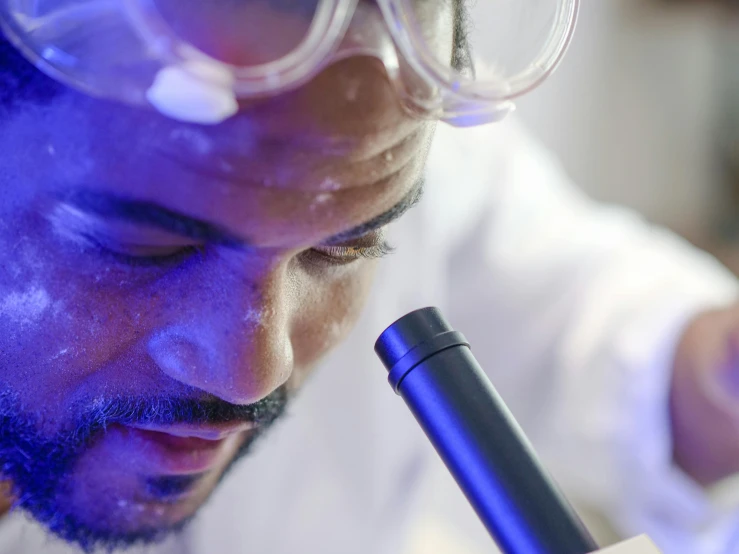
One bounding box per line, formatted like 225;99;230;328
403;0;576;91
0;0;578;124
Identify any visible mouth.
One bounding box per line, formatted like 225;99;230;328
121;422;255;474
127;422;255;441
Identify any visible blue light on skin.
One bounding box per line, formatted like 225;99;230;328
0;52;442;552
0;0;459;548
144;474;209;501
0;389;286;549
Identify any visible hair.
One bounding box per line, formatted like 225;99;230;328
0;6;472;111
452;0;474;76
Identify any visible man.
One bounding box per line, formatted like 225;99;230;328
1;1;739;553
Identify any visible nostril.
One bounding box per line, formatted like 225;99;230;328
147;330;210;381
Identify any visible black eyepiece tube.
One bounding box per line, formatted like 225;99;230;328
375;307;599;554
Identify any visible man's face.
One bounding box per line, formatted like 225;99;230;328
0;9;451;548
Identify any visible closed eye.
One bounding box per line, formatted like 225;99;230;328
310;240;395;264
81;233;204;267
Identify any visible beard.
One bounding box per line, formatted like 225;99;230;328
0;386;289;553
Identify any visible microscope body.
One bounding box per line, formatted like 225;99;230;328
376;309;666;554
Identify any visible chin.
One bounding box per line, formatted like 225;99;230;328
38;497;202;554
35;476;216;553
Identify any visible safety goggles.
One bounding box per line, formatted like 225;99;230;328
0;0;578;125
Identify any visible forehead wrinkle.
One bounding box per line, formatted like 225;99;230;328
149;123;428;193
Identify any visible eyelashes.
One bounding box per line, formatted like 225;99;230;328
80;233;394;270
80;233;204;268
311;241;395;263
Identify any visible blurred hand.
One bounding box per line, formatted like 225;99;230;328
670;304;739;486
0;481;13;517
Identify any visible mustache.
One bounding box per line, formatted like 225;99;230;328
79;386;289;431
0;385;289;451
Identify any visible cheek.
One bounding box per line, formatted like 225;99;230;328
0;113;135;407
289;261;379;384
0;210;146;409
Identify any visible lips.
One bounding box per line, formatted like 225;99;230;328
127;422;254;441
120;422;254;474
133;429;226;453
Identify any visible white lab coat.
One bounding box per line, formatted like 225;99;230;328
2;120;738;554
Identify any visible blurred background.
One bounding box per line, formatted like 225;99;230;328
517;0;739;271
404;0;739;552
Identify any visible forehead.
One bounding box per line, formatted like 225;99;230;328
1;58;433;248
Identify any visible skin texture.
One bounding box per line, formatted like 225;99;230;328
0;0;454;547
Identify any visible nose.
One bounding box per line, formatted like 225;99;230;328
146;257;294;405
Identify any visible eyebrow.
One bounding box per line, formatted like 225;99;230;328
325;177;425;244
61;178;425;248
